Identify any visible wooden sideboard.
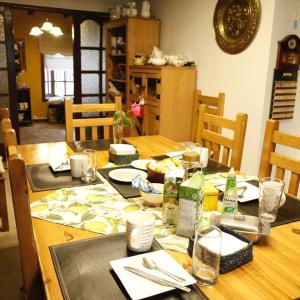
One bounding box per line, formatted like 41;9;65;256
129;65;196;141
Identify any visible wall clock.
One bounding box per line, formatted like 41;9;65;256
276;35;300;70
213;0;261;54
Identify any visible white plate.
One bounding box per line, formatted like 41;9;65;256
130;159;155;171
110;250;196;300
108;168;147;183
216;182;260;203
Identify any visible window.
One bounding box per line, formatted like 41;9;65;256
43;54;74;99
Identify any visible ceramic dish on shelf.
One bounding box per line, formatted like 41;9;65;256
108;168;147;183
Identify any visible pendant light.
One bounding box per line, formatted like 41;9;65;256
50;26;63;36
29;26;44;36
41;20;53;31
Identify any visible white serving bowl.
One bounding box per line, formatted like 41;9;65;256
140;183;164;206
148;57;166;66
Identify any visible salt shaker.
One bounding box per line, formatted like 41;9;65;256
200;148;209;168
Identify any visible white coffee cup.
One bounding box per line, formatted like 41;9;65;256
126;211;155;252
70;154;88;178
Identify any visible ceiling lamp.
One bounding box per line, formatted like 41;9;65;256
29;26;43;36
41;21;53;31
50;26;63;36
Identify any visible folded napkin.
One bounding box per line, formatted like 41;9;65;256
199;230;248;256
49;159;70;172
110;144;136;155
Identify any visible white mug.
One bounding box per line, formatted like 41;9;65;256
70;154;88;178
126;211;155;252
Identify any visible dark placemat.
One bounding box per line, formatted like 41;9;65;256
238;180;300;227
26;163;102;192
67;139;113;152
151;156;230;175
98;166;141;198
50;233;207;300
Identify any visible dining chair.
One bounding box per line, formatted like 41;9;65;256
259;119;300;197
195;104;248;171
65;96;122;143
8;145;43;299
190;89;225;141
0;114;12;232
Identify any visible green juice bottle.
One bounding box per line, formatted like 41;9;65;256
222;168;238;214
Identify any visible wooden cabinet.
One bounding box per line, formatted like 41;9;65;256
105;17;160;109
17;87;32;126
129;65;197;141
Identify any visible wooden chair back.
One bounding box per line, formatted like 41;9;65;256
8;144;42;299
259;119;300;197
191;89;225;141
0;107;9;120
0;115;13;232
65;96;122;143
196;104;248;171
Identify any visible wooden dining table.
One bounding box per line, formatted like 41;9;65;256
19;135;300;300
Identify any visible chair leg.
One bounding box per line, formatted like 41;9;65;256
0;176;9;232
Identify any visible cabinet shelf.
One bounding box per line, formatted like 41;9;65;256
105;18;160;109
109;54;126;57
109;78;126;83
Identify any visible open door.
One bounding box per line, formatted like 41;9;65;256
73;13;109;105
0;6;19;144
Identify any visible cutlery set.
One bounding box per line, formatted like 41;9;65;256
124;257;191;293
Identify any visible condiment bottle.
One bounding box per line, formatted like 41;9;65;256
182;151;201;180
222;168;238;214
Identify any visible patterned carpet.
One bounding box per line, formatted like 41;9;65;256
20;121;65;144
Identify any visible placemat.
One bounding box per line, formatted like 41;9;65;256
26;163;102;192
238;181;300;227
151;156;230;175
98;166;141;198
50;233;207;300
67;139;113;152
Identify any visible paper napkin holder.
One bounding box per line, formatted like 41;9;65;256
188;225;253;273
109;150;139;165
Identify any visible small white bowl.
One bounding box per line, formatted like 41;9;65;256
140;183;164;206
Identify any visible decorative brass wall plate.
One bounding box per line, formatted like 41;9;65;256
213;0;261;54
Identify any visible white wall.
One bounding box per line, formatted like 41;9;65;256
3;0;127;12
150;0;287;175
268;0;300;134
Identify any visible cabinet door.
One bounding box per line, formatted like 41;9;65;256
145;73;160;107
130;72;145;102
142;105;159;136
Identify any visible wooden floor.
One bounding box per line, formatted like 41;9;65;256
20;121;65;144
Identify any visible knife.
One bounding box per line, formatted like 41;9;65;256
124;266;191;292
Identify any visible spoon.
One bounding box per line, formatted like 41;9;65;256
143;257;186;282
238;186;247;198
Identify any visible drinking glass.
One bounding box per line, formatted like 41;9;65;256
259;177;284;222
81;149;97;183
192;223;222;285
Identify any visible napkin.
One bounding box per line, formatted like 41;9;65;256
49;159;70;172
110;144;136;155
199;230;248;256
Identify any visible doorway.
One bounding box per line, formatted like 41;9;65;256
9;6;108;144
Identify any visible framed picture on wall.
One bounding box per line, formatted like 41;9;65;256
14;38;26;73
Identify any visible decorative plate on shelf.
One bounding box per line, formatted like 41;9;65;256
213;0;261;54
